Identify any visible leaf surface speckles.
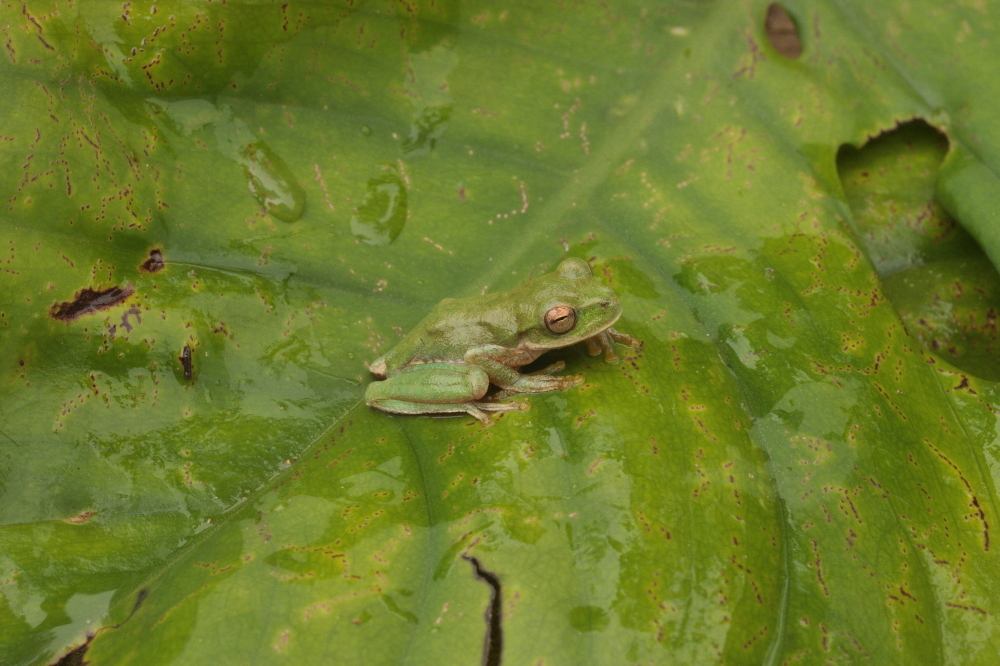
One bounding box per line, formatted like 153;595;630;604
3;1;1000;665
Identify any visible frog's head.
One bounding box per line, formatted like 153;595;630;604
521;258;622;350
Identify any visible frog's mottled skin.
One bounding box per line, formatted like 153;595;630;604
365;258;642;424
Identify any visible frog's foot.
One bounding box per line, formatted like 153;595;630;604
489;361;582;399
471;399;530;424
496;372;585;398
585;327;644;363
608;327;643;349
484;388;518;402
585;331;619;363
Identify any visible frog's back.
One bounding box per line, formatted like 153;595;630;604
381;294;522;372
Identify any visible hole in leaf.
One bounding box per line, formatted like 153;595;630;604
140;249;165;273
838;119;1000;380
765;3;802;58
179;344;193;380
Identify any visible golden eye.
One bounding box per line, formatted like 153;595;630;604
544;305;576;334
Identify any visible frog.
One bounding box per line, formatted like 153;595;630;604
365;257;643;424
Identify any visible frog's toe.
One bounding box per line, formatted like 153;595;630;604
535;373;583;391
475;414;497;426
530;360;566;376
584;338;603;356
367;358;388;378
476;399;528;412
469;399;530;425
466;404;496;425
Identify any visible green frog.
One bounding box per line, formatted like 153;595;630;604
365;258;642;424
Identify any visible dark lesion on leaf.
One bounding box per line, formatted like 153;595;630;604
140;248;165;273
132;588;149;615
49;589;149;666
51;641;89;666
49;284;135;321
765;3;803;59
463;554;503;666
179;344;193;380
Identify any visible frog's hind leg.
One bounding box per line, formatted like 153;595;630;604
485;361;572;402
365;362;528;424
372;399;525;425
467;345;584;396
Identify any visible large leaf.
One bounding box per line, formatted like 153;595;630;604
3;0;1000;664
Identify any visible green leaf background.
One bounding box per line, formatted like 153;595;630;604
3;0;1000;664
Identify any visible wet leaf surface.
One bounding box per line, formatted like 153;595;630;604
3;1;1000;664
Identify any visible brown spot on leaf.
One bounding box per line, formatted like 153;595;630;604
50;284;134;321
65;511;96;524
140;248;165;272
945;602;989;615
765;3;802;58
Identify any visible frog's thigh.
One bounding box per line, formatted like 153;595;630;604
365;362;489;405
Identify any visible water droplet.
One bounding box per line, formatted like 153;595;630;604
347;352;355;359
150;100;308;223
402;105;452;156
568;606;610;632
401;44;458;156
237;140;306;223
360;125;372;137
350;164;408;246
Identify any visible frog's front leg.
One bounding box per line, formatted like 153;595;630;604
584;327;644;363
365;362;527;424
466;345;584;395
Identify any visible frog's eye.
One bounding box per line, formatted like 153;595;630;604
544;305;576;334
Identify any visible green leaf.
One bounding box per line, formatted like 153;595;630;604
3;1;1000;664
